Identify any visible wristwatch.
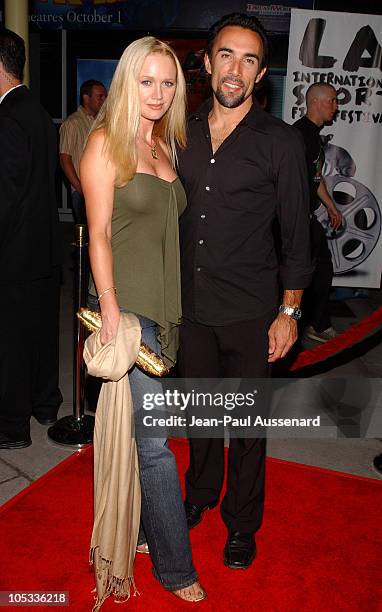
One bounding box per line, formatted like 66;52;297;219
279;305;302;320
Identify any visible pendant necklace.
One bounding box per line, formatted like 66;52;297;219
139;135;158;159
150;139;158;159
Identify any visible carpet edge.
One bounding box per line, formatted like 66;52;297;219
0;447;91;516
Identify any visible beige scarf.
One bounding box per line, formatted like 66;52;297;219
83;313;142;611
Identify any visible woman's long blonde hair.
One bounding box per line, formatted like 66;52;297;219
92;36;187;186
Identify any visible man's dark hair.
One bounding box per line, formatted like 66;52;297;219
0;28;25;81
206;12;269;70
254;77;270;109
80;79;105;105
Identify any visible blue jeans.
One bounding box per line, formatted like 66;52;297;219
87;297;197;590
130;316;197;590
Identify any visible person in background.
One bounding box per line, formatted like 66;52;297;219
0;28;62;448
60;79;107;223
80;37;206;602
294;83;343;343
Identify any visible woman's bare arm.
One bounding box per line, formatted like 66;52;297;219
80;129;120;344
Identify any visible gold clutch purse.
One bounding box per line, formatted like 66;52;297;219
77;307;170;377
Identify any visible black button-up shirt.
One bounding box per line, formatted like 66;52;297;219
293;115;324;212
178;98;313;326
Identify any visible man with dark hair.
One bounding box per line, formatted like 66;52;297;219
205;12;269;69
294;83;342;342
59;79;106;223
177;13;312;568
79;79;106;108
0;28;62;448
0;28;25;79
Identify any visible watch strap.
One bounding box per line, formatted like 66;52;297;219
278;305;302;320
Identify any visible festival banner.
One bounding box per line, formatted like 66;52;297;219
284;9;382;288
29;0;313;33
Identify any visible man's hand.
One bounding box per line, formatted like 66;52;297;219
317;178;342;230
59;153;82;194
268;313;298;362
327;205;342;230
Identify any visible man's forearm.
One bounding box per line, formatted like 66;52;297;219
317;177;336;211
280;289;304;308
60;153;82;193
317;177;342;229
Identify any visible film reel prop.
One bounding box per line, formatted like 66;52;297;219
315;175;381;275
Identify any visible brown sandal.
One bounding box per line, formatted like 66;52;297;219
136;543;150;554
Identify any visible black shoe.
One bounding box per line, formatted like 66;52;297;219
0;433;32;449
184;500;218;530
33;414;58;426
224;531;256;569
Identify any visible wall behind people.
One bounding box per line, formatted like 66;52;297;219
1;1;381;118
3;1;379;218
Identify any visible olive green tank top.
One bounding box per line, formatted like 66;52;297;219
111;172;186;365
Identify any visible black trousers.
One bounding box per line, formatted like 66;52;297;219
0;267;62;440
303;217;334;333
178;310;275;534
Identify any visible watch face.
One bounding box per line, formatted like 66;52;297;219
279;306;302;319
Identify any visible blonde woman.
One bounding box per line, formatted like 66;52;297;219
81;37;205;602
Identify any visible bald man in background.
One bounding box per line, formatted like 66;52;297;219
294;83;343;343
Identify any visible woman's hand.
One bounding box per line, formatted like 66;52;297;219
99;301;120;345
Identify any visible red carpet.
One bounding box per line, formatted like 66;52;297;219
290;305;382;371
0;440;380;611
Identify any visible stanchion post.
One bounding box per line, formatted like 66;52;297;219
48;224;94;447
73;224;87;419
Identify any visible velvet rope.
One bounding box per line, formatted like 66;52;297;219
290;306;382;372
